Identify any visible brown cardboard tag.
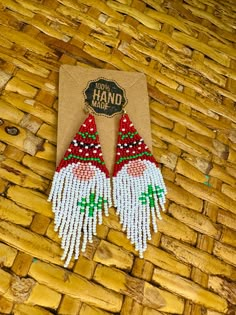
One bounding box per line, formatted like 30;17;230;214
57;65;152;175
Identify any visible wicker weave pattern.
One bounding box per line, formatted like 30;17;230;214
0;0;236;314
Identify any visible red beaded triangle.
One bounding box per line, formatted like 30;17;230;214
113;113;158;176
56;114;109;177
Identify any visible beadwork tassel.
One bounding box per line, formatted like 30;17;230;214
48;114;111;267
113;113;167;258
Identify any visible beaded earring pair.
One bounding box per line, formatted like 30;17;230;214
48;112;167;267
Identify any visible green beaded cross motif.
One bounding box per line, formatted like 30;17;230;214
139;185;164;207
77;193;108;217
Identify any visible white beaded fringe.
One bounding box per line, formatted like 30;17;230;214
113;160;167;258
48;163;111;267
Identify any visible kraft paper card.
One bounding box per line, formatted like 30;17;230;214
57;65;152;174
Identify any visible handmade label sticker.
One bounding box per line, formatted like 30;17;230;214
84;78;127;117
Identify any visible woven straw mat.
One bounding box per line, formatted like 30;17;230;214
0;0;236;314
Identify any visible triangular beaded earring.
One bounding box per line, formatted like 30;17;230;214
48;114;111;267
112;112;167;258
